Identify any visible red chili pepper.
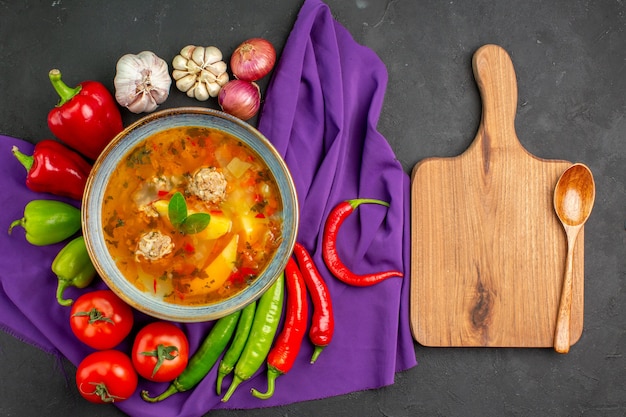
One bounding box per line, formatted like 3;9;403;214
250;257;308;400
292;242;334;364
47;69;123;160
183;242;195;253
322;198;403;286
11;139;92;201
227;267;256;285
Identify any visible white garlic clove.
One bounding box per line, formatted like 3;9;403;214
198;69;218;84
203;46;223;64
149;82;170;104
191;46;206;66
126;91;158;114
180;45;196;60
216;72;230;86
186;83;197;98
175;73;197;92
194;82;210;101
137;51;159;68
172;69;186;81
206;81;222;98
205;61;227;77
186;59;202;74
172;55;189;71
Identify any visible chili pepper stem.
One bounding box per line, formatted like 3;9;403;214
140;384;179;403
221;375;242;402
216;301;256;395
216;374;225;396
347;198;390;210
250;367;281;400
310;346;325;364
49;69;82;107
11;146;34;171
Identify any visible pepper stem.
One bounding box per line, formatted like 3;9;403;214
7;218;25;235
348;198;390;210
49;69;82;107
250;367;281;400
11;146;34;171
216;375;223;396
56;279;74;306
140;384;179;403
310;345;325;364
221;375;242;403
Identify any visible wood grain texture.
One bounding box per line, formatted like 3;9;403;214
410;44;584;347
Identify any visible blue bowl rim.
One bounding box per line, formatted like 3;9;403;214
82;107;299;322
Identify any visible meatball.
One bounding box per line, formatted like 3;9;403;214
135;231;174;261
187;167;227;204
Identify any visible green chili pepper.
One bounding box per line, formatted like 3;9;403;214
52;236;96;306
221;272;284;403
141;309;241;403
216;300;257;395
8;200;81;246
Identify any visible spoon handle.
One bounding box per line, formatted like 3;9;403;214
554;228;579;353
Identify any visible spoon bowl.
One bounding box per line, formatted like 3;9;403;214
553;163;595;353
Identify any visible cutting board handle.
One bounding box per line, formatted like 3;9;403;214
470;44;522;153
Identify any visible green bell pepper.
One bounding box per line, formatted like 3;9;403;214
8;200;81;246
52;236;96;306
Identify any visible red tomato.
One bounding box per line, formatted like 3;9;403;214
69;290;134;350
76;350;138;404
131;321;189;382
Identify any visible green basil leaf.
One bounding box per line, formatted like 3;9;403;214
180;213;211;234
168;192;187;227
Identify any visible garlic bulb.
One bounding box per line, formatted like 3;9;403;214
172;45;229;101
114;51;171;114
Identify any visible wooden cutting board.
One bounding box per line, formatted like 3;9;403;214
410;44;584;348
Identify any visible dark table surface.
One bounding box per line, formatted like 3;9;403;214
1;1;624;416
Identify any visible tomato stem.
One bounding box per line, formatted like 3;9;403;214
141;344;179;378
80;381;125;403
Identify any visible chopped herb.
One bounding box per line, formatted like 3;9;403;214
251;200;267;213
126;144;151;168
168;143;179;155
104;238;119;249
256;170;271;183
185;127;205;137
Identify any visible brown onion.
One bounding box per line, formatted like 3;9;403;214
230;38;276;82
218;80;261;121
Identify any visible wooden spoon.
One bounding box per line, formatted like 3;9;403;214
553;163;595;353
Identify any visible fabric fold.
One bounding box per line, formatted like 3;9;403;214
0;0;416;416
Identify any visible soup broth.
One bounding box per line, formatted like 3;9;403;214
102;126;283;306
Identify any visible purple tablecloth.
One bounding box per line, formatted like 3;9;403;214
0;0;416;415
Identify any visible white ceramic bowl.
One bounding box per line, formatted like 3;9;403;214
82;107;298;322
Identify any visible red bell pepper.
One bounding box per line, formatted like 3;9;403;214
47;69;123;160
12;139;92;201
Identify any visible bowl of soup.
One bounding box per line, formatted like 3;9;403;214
82;107;298;322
